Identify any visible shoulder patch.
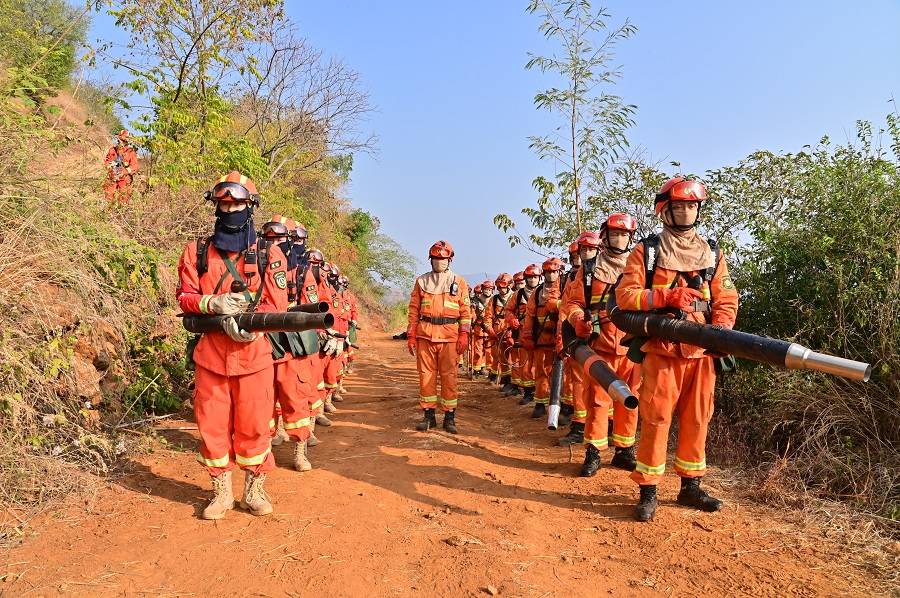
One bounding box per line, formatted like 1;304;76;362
721;276;735;290
270;260;282;270
274;271;287;289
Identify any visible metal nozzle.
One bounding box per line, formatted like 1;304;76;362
784;343;872;382
607;380;639;410
547;404;560;430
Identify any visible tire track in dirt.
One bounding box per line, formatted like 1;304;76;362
1;333;882;597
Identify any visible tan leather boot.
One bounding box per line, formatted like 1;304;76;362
293;440;312;471
201;471;234;520
241;472;273;516
271;415;289;446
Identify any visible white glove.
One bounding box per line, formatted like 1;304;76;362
320;337;335;354
208;292;249;315
222;317;256;342
333;341;345;356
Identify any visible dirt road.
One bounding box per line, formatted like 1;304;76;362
2;334;881;597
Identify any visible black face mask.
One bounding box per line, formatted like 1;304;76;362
212;206;256;253
278;241;297;269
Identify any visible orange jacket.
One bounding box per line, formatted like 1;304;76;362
560;265;627;356
105;146;139;177
471;296;489;337
484;291;512;339
522;279;560;348
177;241;289;376
504;287;534;339
407;273;472;342
615;240;739;359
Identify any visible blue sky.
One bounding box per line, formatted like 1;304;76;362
89;1;900;277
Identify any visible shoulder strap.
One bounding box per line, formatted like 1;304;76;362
196;236;211;278
220;254;253;303
642;234;660;290
704;239;721;283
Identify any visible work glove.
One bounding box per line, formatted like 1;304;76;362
503;330;513;345
521;338;536;351
508;317;521;330
659;287;703;310
333;339;345;356
406;326;417;356
573;318;594;339
208;292;249;315
455;331;469;355
222;317;256;342
350;319;359;329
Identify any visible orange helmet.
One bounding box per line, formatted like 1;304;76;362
654;177;707;215
330;263;341;277
428;240;454;259
602;212;638;233
576;231;602;249
523;264;542;277
208;171;260;206
268;214;297;229
116;129;129;140
495;273;513;289
307;248;325;264
481;280;495;292
513;271;525;283
568;240;580;254
321;262;333;275
542;257;564;272
260;221;290;239
474;283;483;294
293;223;308;241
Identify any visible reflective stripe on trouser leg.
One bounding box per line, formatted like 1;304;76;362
437;340;459;411
583;376;609;450
610;353;640;448
417;338;440;410
232;366;276;474
672;356;715;478
277;356;314;442
631;352;690;485
194;365;236;475
571;364;587;423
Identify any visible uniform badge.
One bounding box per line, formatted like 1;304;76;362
270;260;282;269
274;271;287;289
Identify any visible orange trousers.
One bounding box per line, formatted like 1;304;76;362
490;342;511;377
103;175;132;203
511;346;535;391
532;348;555;404
323;352;342;392
472;335;487;372
561;357;579;407
309;351;326;415
194;365;275;477
272;356;316;442
415;338;458;411
583;352;640;450
569;358;587;423
632;352;716;485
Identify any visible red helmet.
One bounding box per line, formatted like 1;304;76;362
523;264;542;277
513;271;525;283
655;177;707;215
481;280;495;292
307;248;325;264
576;231;602;249
542;257;564;272
429;240;454;259
321;262;333;274
116;129;129;140
208;171;260;205
602;212;637;233
568;240;580;254
473;283;483;294
495;273;513;289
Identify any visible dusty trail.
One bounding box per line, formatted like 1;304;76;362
1;334;881;597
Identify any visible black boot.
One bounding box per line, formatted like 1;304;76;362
531;402;547;419
676;477;723;512
442;410;458;434
415;408;437;431
558;404;573;428
518;387;534;405
635;485;658;521
607;418;614;439
580;444;601;477
610;446;637;471
500;375;515;394
558;421;584;446
488;372;497;383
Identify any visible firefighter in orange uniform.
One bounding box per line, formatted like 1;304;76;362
470;284;488;376
558;240;582;430
485;273;514;390
304;248;333;441
561;215;641;478
103;129;139;203
407;241;472;433
521;257;563;418
616;177;738;521
176;172;289;519
506;264;540;409
477;280;496;379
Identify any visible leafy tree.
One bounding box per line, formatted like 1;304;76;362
494;0;636;253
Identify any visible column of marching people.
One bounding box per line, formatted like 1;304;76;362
177;172;361;519
406;177;738;521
